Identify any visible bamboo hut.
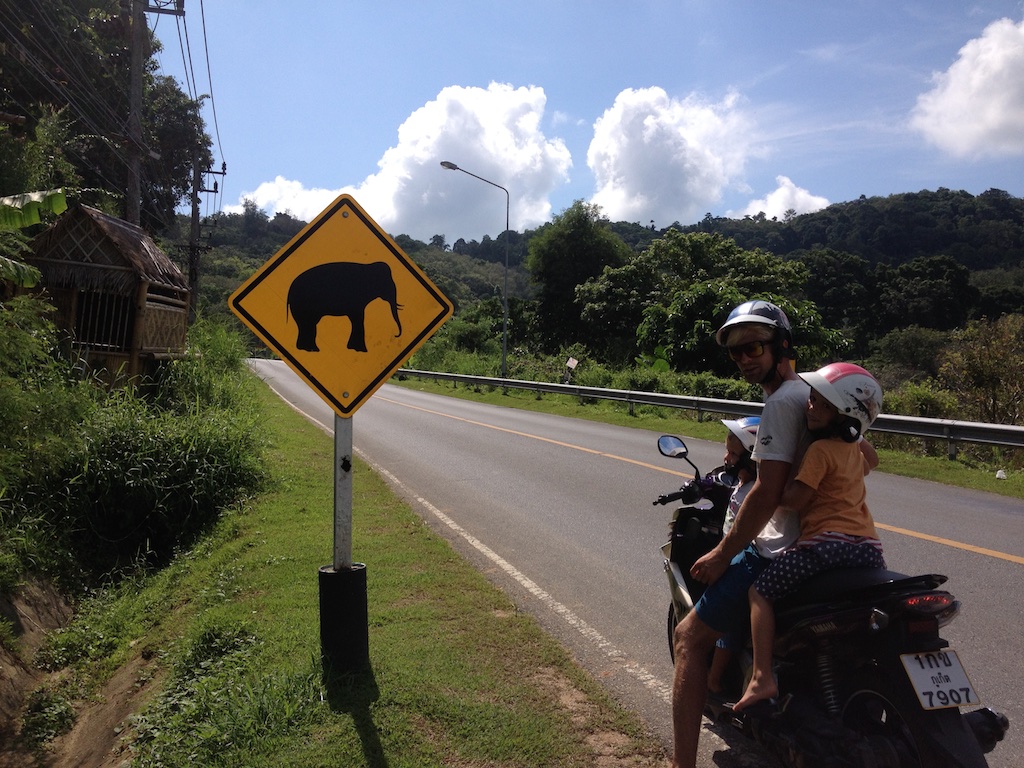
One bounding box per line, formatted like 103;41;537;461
26;204;190;381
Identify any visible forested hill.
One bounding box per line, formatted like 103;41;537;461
190;187;1024;329
680;187;1023;270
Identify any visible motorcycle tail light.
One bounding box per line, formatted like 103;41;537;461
901;593;960;626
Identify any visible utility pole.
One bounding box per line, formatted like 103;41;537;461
188;156;226;321
131;1;221;319
189;152;202;320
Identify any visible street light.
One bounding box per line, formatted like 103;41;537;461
440;161;510;381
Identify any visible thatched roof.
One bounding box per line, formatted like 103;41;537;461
28;204;189;297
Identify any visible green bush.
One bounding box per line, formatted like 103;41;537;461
152;318;254;413
26;375;267;574
1;311;269;584
884;379;957;419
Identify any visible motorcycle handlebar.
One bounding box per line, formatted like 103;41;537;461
653;469;737;507
653;480;704;506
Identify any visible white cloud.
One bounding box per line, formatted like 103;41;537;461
586;87;754;227
223;176;337;222
228;83;572;242
732;176;829;220
911;18;1024;157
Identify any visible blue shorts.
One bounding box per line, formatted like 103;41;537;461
694;544;769;637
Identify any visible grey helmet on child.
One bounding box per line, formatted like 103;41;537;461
721;415;760;475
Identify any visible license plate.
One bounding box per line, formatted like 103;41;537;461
900;650;981;710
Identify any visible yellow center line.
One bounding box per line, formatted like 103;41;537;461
379;394;1023;564
874;523;1024;565
378;395;693;477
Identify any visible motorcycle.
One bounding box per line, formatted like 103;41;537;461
656;434;1009;768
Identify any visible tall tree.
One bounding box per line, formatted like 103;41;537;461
939;314;1024;425
578;230;840;373
875;255;978;334
0;0;210;230
526;200;630;351
795;249;875;355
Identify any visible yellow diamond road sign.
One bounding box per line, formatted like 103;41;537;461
229;194;453;417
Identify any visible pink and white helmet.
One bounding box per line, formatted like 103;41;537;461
799;363;882;439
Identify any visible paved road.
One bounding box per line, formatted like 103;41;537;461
252;361;1022;767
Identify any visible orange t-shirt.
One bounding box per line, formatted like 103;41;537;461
793;437;876;541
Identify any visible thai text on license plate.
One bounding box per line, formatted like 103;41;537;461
900;650;980;710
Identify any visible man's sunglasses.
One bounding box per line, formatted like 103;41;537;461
727;341;767;361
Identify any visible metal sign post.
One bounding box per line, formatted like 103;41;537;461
317;414;367;674
334;414;354;570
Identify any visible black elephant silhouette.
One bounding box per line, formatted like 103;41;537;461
286;261;402;352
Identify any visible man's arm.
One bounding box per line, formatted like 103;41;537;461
778;478;815;514
690;459;791;584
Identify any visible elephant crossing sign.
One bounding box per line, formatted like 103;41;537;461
229;194;453;417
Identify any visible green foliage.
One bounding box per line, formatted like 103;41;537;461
152;317;254;413
938;314;1024;424
19;686;76;747
583;230;842;373
0;105;81;202
1;0;210;229
0;252;41;289
527;200;632;351
792;249;875;353
882;379;958;420
691;188;1024;271
874;255;978;334
0;296;99;494
31;394;264;572
867;325;949;387
1;310;268;585
141;76;213;231
635;345;671;372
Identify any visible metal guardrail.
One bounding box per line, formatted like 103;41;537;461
398;369;1024;459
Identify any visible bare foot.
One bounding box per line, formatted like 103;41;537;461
733;672;777;711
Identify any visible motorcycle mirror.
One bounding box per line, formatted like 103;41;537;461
658;435;688;458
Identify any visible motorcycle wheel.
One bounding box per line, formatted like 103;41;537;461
842;685;923;768
667;603;678;664
841;677;988;768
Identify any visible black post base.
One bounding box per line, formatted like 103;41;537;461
318;563;369;674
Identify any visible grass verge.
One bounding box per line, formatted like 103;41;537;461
40;380;666;767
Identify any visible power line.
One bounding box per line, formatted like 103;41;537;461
197;0;224;164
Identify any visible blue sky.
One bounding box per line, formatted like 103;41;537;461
153;1;1024;242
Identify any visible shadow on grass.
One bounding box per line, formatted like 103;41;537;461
323;663;387;768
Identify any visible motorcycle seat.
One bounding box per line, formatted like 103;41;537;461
776;567;948;611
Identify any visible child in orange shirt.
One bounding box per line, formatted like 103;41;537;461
735;363;884;710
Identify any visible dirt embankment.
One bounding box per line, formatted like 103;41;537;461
0;581;154;768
